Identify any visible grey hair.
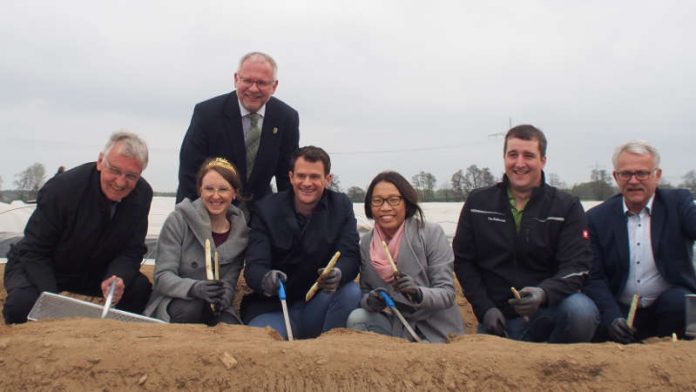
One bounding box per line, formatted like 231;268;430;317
238;52;278;80
611;140;660;169
102;131;149;170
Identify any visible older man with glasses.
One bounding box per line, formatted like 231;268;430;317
584;140;696;343
3;131;153;324
176;51;300;212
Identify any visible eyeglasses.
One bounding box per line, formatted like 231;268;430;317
237;77;275;89
615;170;655;181
201;186;232;196
370;196;403;207
102;158;140;182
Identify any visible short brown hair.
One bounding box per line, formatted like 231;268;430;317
290;146;331;175
504;124;547;157
196;157;243;196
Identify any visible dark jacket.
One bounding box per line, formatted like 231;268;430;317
176;91;300;203
4;162;153;294
583;189;696;327
453;174;592;321
241;189;360;322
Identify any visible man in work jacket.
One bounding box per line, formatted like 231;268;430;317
453;124;599;343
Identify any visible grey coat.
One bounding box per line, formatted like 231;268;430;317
359;218;465;342
144;198;248;322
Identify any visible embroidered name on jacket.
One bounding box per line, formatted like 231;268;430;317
471;209;507;223
471;209;565;224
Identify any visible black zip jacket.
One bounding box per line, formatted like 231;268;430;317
241;189;360;323
453;174;592;321
4;162;152;294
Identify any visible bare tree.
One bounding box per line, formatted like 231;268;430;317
412;171;436;202
346;186;366;202
450;169;465;201
590;168;614;200
681;170;696;197
328;174;342;193
546;172;567;190
461;165;496;197
14;163;46;201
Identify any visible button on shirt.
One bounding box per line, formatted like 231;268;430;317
619;197;672;307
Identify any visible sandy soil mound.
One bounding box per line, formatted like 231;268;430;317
1;265;696;391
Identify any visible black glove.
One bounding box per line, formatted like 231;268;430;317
608;317;636;344
188;280;224;303
508;286;546;317
261;270;287;297
482;307;507;337
317;268;342;293
365;289;387;312
393;273;423;303
215;288;233;312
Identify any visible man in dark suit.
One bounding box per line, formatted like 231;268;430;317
176;52;300;205
584;140;696;343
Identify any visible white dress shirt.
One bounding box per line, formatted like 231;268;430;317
620;196;673;307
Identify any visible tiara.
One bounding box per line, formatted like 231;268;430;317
207;157;238;176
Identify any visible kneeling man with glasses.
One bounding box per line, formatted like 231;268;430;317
584;140;696;343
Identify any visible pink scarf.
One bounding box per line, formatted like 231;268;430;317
369;222;406;283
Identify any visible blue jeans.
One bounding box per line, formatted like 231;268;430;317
478;292;599;343
347;308;397;336
248;282;361;340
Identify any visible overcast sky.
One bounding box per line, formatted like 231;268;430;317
1;1;695;192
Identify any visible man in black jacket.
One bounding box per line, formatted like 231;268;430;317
176;52;300;206
453;125;598;342
3;131;153;324
241;146;361;339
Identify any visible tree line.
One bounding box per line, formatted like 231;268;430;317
3;163;696;203
342;166;696;203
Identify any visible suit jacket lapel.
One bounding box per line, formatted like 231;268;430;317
223;91;248;183
612;198;630;273
650;192;666;259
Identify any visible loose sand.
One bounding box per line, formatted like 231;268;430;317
1;265;695;391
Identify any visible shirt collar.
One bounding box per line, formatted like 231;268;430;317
622;195;655;216
237;99;267;118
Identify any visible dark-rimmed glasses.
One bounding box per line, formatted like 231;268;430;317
615;169;656;181
237;77;275;89
102;158;140;182
370;196;403;207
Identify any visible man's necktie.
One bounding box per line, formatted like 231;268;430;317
246;113;262;179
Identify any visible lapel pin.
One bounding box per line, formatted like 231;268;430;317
272;127;278;134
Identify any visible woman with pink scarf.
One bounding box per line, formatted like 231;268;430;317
347;171;465;342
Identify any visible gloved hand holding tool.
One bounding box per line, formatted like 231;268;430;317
306;251;341;302
381;240;420;303
317;267;342;293
262;270;288;297
378;289;422;342
508;286;545;318
189;280;225;303
365;289;387;312
608;317;636;344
